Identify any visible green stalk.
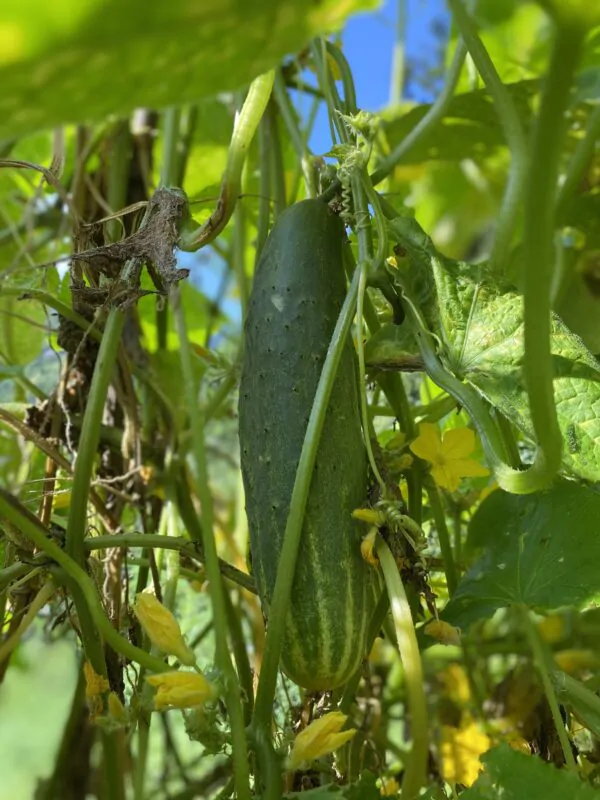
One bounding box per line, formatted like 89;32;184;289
233;201;248;320
180;70;274;251
65;309;125;565
84;533;255;593
0;489;169;674
521;23;585;486
520;607;577;772
267;101;287;215
172;287;250;800
252;268;361;731
447;0;527;273
425;481;457;596
376;537;428;799
255;115;272;264
273;71;316;198
371;40;467;186
106;120;132;243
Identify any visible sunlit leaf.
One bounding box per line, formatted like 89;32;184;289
461;744;600;799
0;0;378;139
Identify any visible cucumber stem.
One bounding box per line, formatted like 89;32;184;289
376;536;428;799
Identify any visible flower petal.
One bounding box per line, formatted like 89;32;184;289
287;711;356;770
431;463;461;492
409;423;442;463
134;593;196;666
451;459;490;479
441;427;476;459
146;670;216;710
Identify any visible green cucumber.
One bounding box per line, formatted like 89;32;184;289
239;199;373;691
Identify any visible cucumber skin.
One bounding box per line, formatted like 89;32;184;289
239;199;372;691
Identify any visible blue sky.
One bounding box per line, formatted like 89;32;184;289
309;0;448;153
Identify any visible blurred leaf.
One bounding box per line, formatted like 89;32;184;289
284;770;380;799
444;481;600;628
381;80;537;165
0;0;378;139
461;744;600;799
0;637;78;798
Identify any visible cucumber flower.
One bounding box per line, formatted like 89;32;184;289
146;670;217;710
287;711;356;770
133;592;196;666
409;423;489;492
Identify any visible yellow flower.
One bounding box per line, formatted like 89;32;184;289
146;670;217;710
379;776;400;796
554;649;600;675
133;592;195;666
410;423;489;492
352;507;386;526
424;619;461;647
440;716;491;787
83;661;110;698
361;528;380;566
439;664;471;705
287;711;357;770
83;661;109;720
537;614;567;644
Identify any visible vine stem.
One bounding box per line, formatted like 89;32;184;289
65;308;125;566
172;287;250;800
179;70;274;251
376;536;428;799
0;488;169;674
447;0;527;274
252;268;361;732
520;606;577;772
522;22;585;485
425;481;457;596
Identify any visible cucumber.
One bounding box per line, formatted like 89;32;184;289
239;199;373;691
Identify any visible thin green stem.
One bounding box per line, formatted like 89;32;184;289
267;101;287;216
520;607;577;772
522;24;585;486
65;309;125;566
371;40;467;186
84;533;255;592
180;70;274;251
273;71;316;198
447;0;528;273
255;115;272;265
425;481;457;596
233;201;248;321
160;108;183;189
106;120;132;243
376;537;428;799
252;268;361;731
172;287;250;800
0;489;169;673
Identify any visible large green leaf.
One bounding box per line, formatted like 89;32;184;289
443;481;600;629
387;215;600;484
0;0;377;140
381;80;537;165
462;744;600;799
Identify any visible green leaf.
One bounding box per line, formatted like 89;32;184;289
388;215;600;484
461;744;600;799
444;481;600;628
380;80;537;165
0;0;377;140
